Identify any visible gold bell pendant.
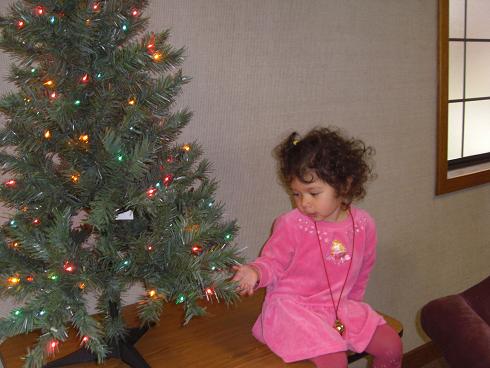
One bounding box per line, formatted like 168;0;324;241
334;319;345;335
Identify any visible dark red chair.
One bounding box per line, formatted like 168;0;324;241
420;275;490;368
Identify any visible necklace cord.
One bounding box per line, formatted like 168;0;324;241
314;208;355;319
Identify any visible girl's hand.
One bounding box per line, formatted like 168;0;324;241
232;264;259;296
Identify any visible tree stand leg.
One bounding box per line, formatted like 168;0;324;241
43;325;151;368
44;302;152;368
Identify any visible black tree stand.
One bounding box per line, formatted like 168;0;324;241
44;302;152;368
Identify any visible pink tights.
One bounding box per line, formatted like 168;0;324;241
310;324;402;368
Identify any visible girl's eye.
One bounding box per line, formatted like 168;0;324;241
310;192;320;196
292;193;300;197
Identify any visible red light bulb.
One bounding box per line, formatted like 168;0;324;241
63;261;75;273
5;179;16;187
163;174;173;187
146;187;157;198
47;340;59;354
80;74;90;84
191;244;203;255
147;34;155;53
34;6;45;16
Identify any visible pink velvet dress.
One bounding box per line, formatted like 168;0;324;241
250;207;385;362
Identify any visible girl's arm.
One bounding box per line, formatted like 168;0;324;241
248;215;295;289
349;216;377;302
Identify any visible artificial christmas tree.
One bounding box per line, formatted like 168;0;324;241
0;1;241;367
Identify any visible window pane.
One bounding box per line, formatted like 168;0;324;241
466;43;490;98
448;102;463;160
467;0;490;38
449;0;465;38
449;42;464;100
464;100;490;157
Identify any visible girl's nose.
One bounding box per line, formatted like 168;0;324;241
301;197;311;208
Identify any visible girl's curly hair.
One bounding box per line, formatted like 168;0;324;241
274;127;375;208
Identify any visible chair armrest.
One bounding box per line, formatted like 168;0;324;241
421;295;490;368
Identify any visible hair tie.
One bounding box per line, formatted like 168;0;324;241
288;132;300;147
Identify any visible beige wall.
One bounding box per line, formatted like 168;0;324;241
1;0;489;362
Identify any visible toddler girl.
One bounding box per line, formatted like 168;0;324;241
233;127;402;368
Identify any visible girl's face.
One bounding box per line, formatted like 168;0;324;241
290;174;345;222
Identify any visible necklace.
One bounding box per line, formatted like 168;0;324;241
313;208;355;336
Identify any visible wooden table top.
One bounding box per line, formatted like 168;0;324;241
0;291;402;368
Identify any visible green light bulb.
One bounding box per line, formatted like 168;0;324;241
175;294;186;304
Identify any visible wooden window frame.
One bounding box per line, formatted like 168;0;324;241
436;0;490;195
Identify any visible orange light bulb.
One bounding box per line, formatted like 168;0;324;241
70;173;80;183
151;51;163;62
7;276;21;286
9;241;19;249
